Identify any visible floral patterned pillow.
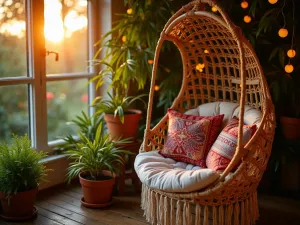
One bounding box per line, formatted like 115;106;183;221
206;117;257;171
159;109;224;167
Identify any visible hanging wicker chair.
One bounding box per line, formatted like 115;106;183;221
138;0;276;225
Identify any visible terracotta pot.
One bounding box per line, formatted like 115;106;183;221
79;171;115;204
0;187;38;218
280;116;300;140
104;109;142;141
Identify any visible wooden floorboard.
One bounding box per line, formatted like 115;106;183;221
0;182;299;225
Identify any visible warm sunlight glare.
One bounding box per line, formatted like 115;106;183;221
0;19;25;38
64;10;87;38
44;0;64;43
0;0;88;42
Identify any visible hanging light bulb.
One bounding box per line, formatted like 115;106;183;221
244;15;251;23
285;64;294;73
278;28;288;38
287;49;296;58
241;1;249;9
212;6;218;12
268;0;278;4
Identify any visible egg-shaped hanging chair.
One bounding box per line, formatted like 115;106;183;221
135;1;276;225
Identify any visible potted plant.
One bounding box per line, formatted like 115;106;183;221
65;121;131;208
90;0;182;140
0;134;48;220
91;63;147;141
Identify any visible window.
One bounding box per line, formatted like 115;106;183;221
0;0;99;150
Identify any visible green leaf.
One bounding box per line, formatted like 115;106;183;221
269;48;280;62
278;49;285;68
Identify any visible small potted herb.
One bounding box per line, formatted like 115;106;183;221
0;134;48;220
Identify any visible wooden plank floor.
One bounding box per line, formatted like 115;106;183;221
1;182;300;225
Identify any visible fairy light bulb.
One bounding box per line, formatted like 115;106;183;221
244;15;251;23
148;59;154;65
268;0;278;4
212;6;218;12
241;1;248;9
204;49;209;54
127;8;133;14
278;28;288;38
122;36;126;42
285;64;294;73
196;63;205;72
287;49;296;58
154;85;160;91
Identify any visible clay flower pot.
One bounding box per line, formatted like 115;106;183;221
104;109;142;141
79;171;115;205
0;187;38;218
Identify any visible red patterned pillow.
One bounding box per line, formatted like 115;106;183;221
206;117;257;171
159;109;224;167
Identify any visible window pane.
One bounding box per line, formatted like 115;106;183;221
0;84;29;143
47;79;88;141
0;0;27;78
45;0;88;74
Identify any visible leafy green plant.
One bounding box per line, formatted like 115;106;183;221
90;60;147;123
0;134;48;196
91;0;181;121
65;122;132;182
92;91;147;123
62;111;104;149
94;0;172;91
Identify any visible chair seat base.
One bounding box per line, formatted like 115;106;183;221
141;184;259;225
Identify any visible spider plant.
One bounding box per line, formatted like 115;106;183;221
61;111;104;152
92;92;147;124
65;122;132;182
90;60;147;123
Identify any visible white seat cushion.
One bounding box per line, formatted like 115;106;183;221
134;151;220;192
185;102;262;128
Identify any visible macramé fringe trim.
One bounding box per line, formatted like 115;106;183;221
141;185;259;225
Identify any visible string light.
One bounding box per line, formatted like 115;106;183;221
278;0;288;39
241;1;248;9
127;8;133;14
278;28;288;38
122;36;126;42
212;6;218;12
154;85;160;91
196;63;205;72
204;49;209;54
148;59;154;64
244;15;251;23
268;0;278;4
284;0;296;73
285;64;294;73
287;49;296;58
